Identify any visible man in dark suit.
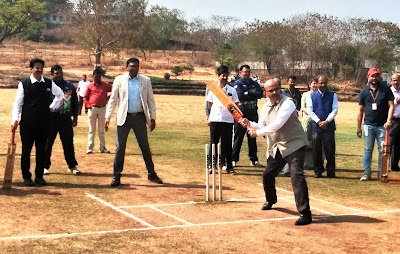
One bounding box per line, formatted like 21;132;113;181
11;58;64;185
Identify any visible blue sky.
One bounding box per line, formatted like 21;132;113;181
147;0;400;26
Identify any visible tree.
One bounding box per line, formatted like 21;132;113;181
0;0;46;44
73;0;146;67
127;5;186;60
245;20;286;75
171;65;183;79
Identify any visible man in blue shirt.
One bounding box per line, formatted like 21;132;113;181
357;68;394;181
232;65;263;167
307;75;338;178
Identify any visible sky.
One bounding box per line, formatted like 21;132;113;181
146;0;400;26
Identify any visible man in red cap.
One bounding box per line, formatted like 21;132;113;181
357;68;394;180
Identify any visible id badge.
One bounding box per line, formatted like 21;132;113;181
372;103;377;110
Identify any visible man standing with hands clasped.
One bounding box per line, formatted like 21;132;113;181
240;79;312;226
105;58;162;187
307;75;338;178
357;68;394;181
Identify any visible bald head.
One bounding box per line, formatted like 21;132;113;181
273;78;281;88
264;79;281;103
391;73;400;90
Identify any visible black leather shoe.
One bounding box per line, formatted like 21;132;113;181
284;172;291;177
24;178;35;186
148;174;163;184
314;173;322;178
34;178;47;186
327;174;336;178
261;199;277;210
110;178;121;187
295;214;312;226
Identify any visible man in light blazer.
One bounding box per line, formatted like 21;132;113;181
105;58;163;187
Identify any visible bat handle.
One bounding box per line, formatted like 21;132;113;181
11;129;15;144
385;128;389;144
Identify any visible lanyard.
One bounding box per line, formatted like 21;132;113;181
369;88;379;103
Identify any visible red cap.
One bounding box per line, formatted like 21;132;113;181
367;68;380;77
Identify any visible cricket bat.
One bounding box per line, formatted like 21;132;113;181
381;128;390;183
3;130;16;189
206;80;243;122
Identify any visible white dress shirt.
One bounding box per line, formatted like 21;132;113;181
391;86;400;118
306;90;338;123
12;74;64;122
250;97;297;136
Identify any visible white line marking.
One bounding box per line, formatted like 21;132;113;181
279;197;335;215
118;202;196;209
257;185;365;213
149;206;193;225
275;187;365;212
85;193;155;228
0;216;299;241
117;197;293;209
2;209;400;241
308;196;364;212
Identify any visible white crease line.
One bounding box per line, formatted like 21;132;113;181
117;197;292;209
308;196;364;212
0;216;299;241
257;185;365;213
279;197;335;215
276;187;365;212
85;193;155;228
118;202;196;209
149;206;193;225
2;209;400;241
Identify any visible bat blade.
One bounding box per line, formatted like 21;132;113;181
3;131;16;189
206;80;243;122
380;144;390;183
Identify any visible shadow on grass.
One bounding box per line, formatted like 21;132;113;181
135;182;233;191
75;173;141;178
47;182;135;189
312;215;385;224
0;187;61;196
274;207;299;216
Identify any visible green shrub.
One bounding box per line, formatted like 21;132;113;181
164;73;171;80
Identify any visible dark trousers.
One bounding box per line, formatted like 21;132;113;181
232;110;258;163
78;96;87;115
44;115;78;169
312;131;336;176
389;118;400;169
113;113;155;178
209;122;233;170
20;124;48;179
263;147;311;215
